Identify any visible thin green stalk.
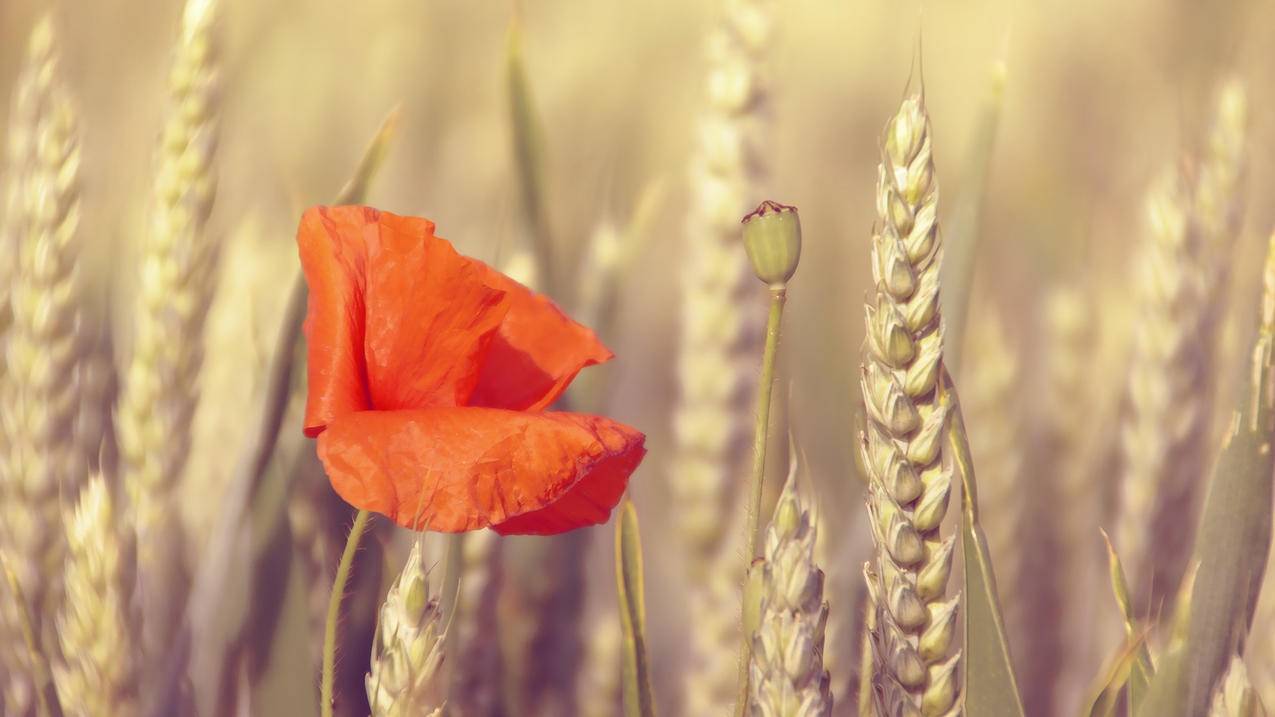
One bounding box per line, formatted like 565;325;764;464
322;508;372;717
735;285;786;715
440;533;464;673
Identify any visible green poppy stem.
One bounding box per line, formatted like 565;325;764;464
321;508;372;717
734;284;787;714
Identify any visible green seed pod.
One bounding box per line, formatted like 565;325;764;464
741;200;801;286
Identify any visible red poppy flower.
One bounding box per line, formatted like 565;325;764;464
297;205;646;535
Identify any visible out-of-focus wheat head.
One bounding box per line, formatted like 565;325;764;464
672;0;773;710
1115;168;1206;608
1117;78;1247;610
0;14;87;714
860;94;961;717
368;541;446;717
1040;285;1106;714
748;459;833;716
578;612;622;717
53;475;139;717
115;0;220;658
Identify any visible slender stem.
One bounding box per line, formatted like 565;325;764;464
734;285;787;715
440;533;465;670
321;509;372;717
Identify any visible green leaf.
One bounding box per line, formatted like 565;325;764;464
615;498;656;717
939;56;1007;375
1100;529;1154;709
1137;238;1275;717
943;370;1027;717
506;12;556;294
1078;635;1147;717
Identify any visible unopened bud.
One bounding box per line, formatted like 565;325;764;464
741;200;801;286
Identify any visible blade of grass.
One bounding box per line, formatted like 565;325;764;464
940;55;1007;375
615;498;655;717
943;368;1027;717
1100;529;1153;708
506;13;555;296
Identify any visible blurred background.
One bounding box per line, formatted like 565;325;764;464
0;0;1273;715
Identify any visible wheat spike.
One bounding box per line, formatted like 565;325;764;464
367;541;446;717
748;459;833;717
860;94;961;717
0;15;87;714
1116;79;1247;611
1115;166;1209;608
115;0;220;658
673;0;774;709
53;476;140;717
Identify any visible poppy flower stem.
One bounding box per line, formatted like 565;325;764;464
735;284;787;713
321;508;372;717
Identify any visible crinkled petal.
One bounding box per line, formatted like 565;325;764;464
363;211;510;410
298;206;374;437
298;206;511;437
464;260;614;411
316;408;645;534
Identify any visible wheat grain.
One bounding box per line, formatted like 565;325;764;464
748;458;833;717
367;541;446;717
53;475;139;717
673;0;774;709
859;93;961;717
115;0;220;660
0;15;87;714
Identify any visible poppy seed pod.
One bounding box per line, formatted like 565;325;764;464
741;200;801;286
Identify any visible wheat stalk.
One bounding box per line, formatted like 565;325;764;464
674;0;774;709
115;0;221;660
367;541;446;717
859;93;961;717
53;475;139;717
748;457;833;716
0;15;86;713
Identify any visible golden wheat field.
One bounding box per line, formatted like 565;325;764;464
1;0;1274;715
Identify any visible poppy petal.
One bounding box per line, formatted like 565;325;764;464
363;210;510;411
316;408;645;534
298;206;374;437
464;261;614;411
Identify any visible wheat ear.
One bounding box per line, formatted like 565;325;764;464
0;15;86;714
116;0;220;659
367;541;446;717
860;93;961;717
748;456;833;716
674;0;774;710
53;475;140;717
